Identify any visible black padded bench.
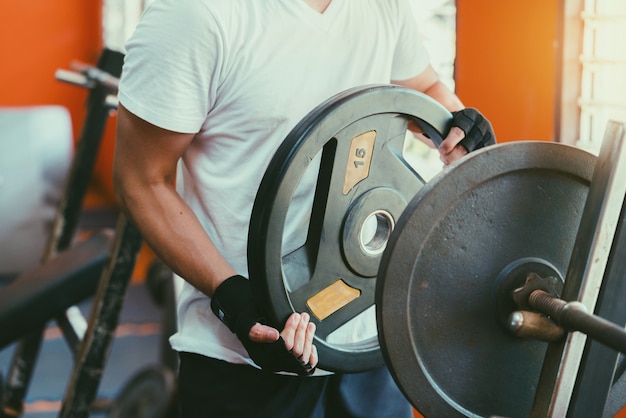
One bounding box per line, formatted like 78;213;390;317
0;230;113;349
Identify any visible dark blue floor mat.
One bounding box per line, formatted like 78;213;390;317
0;283;169;417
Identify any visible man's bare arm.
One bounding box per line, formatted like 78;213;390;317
113;105;317;365
113;104;236;296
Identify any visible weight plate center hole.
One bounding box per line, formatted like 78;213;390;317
360;210;394;256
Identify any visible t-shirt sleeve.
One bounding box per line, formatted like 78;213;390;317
117;0;220;133
389;0;432;82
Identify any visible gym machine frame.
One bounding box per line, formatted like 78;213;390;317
0;49;143;418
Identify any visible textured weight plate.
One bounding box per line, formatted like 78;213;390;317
248;84;452;372
376;141;596;417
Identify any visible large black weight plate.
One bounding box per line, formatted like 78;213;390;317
376;141;596;417
249;85;452;372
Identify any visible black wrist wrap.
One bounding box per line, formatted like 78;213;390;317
451;107;497;152
210;275;315;375
210;275;258;333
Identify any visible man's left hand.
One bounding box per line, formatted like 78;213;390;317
438;107;496;165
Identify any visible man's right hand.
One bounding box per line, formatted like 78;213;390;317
250;312;318;372
211;275;318;375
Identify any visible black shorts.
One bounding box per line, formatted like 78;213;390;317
177;352;329;418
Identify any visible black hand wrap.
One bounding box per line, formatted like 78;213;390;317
451;108;497;152
210;275;315;375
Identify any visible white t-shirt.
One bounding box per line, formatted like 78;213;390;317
119;0;431;368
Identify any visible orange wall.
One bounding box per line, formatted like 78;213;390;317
456;0;559;143
0;1;102;143
0;1;154;282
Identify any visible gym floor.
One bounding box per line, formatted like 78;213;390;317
0;265;166;417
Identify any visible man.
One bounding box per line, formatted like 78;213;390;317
113;0;495;417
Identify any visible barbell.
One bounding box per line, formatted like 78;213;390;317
248;84;626;417
376;122;626;417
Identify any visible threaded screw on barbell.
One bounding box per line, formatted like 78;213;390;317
528;289;626;354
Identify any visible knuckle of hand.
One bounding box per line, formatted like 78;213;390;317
248;327;260;339
450;126;465;140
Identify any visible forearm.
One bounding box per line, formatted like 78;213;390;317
116;180;235;296
113;105;235;296
393;65;465;113
421;80;464;113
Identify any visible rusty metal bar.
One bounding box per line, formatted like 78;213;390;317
59;216;142;418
